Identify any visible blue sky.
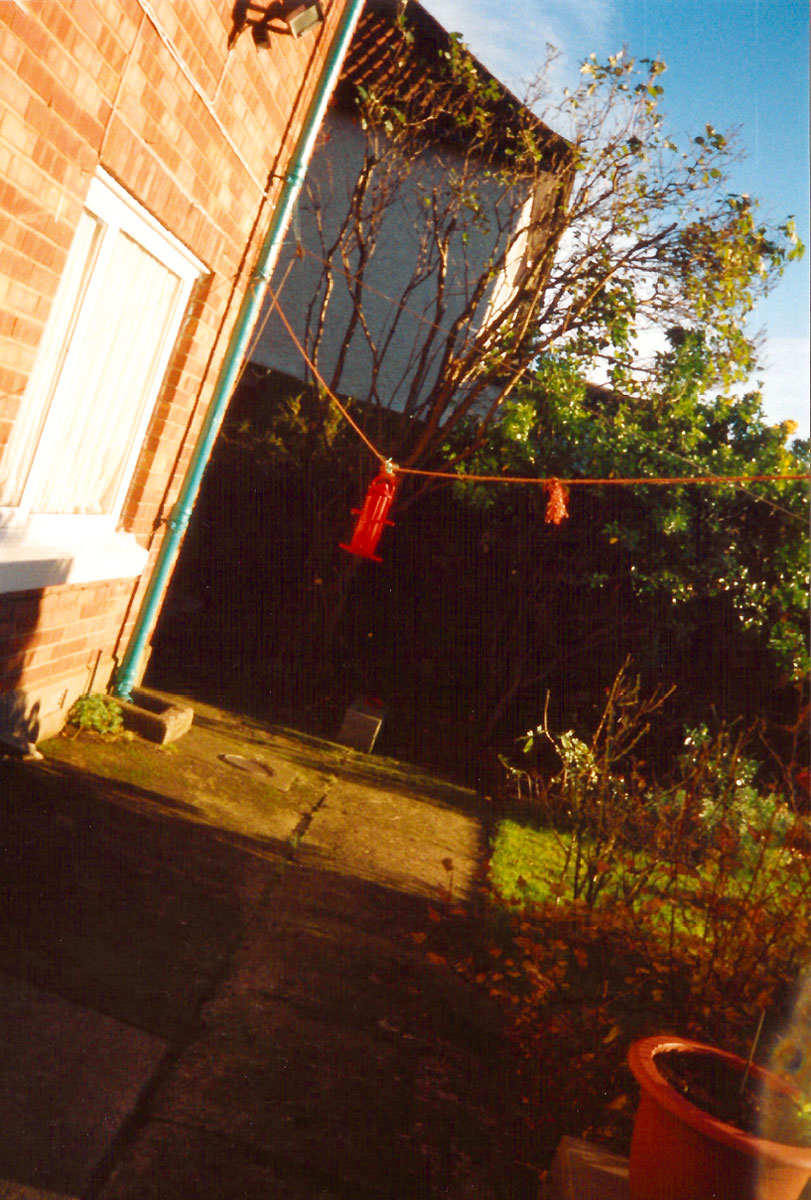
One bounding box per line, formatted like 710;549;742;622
421;0;810;436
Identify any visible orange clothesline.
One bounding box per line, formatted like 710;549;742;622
264;287;811;499
401;468;810;485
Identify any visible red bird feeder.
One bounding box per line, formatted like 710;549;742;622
340;463;399;563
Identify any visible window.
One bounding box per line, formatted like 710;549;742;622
0;170;204;592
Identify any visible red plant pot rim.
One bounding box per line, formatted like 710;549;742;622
628;1035;811;1169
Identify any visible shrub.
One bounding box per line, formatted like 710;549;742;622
513;659;675;906
484;665;811;1157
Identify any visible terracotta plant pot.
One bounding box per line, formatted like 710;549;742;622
628;1035;811;1200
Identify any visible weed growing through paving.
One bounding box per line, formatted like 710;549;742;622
67;693;124;738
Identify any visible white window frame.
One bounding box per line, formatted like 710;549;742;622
0;170;205;594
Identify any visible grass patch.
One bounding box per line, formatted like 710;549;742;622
489;818;571;903
490;816;701;933
489;815;804;935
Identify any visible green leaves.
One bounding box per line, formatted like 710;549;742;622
67;693;124;737
694;124;726;151
543;54;802;400
447;332;809;687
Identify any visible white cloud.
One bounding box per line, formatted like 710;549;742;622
755;335;810;437
419;0;617;99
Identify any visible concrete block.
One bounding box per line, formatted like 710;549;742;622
545;1136;628;1200
120;688;194;745
337;696;385;753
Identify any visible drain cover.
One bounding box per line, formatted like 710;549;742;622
219;754;275;778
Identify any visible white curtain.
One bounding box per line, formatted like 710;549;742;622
0;218;182;515
29;231;181;515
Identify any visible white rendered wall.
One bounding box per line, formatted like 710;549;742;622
251;111;537;413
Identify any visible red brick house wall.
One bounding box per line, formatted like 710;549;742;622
0;0;353;742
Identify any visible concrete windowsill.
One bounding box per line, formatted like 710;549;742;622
0;527;147;594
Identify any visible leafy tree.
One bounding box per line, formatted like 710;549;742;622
272;28;802;472
443;334;809;743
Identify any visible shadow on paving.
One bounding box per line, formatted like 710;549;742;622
98;863;539;1200
0;713;540;1199
0;756;285;1197
0;758;282;1039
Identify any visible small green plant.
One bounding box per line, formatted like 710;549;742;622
68;693;124;737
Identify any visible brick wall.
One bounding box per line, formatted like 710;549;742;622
0;0;352;741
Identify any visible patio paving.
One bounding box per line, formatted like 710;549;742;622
0;694;538;1199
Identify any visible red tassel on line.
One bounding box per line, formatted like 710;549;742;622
544;478;569;525
340;466;399;562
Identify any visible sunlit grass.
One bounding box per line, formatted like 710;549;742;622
489;818;571;904
488;815;801;938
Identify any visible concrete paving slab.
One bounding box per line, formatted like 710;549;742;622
167;723;312;840
146;997;516;1199
0;761;276;1038
217;919;488;1044
96;1122;362;1200
39;718;321;847
134;850;531;1199
1;698;540;1199
0;973;165;1197
210;865;504;1051
301;779;483;899
146;1002;419;1192
259;860;459;944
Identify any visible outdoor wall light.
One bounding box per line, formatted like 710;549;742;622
282;3;324;37
231;0;325;48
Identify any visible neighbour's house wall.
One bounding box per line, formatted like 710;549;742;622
479;168;568;335
251;108;537;412
0;0;350;742
248;0;570;426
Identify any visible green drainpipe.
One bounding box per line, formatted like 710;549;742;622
114;0;365;701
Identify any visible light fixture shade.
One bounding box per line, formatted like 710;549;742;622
284;2;324;36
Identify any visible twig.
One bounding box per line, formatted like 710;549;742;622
740;1007;766;1095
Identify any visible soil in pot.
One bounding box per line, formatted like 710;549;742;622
657;1049;809;1147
